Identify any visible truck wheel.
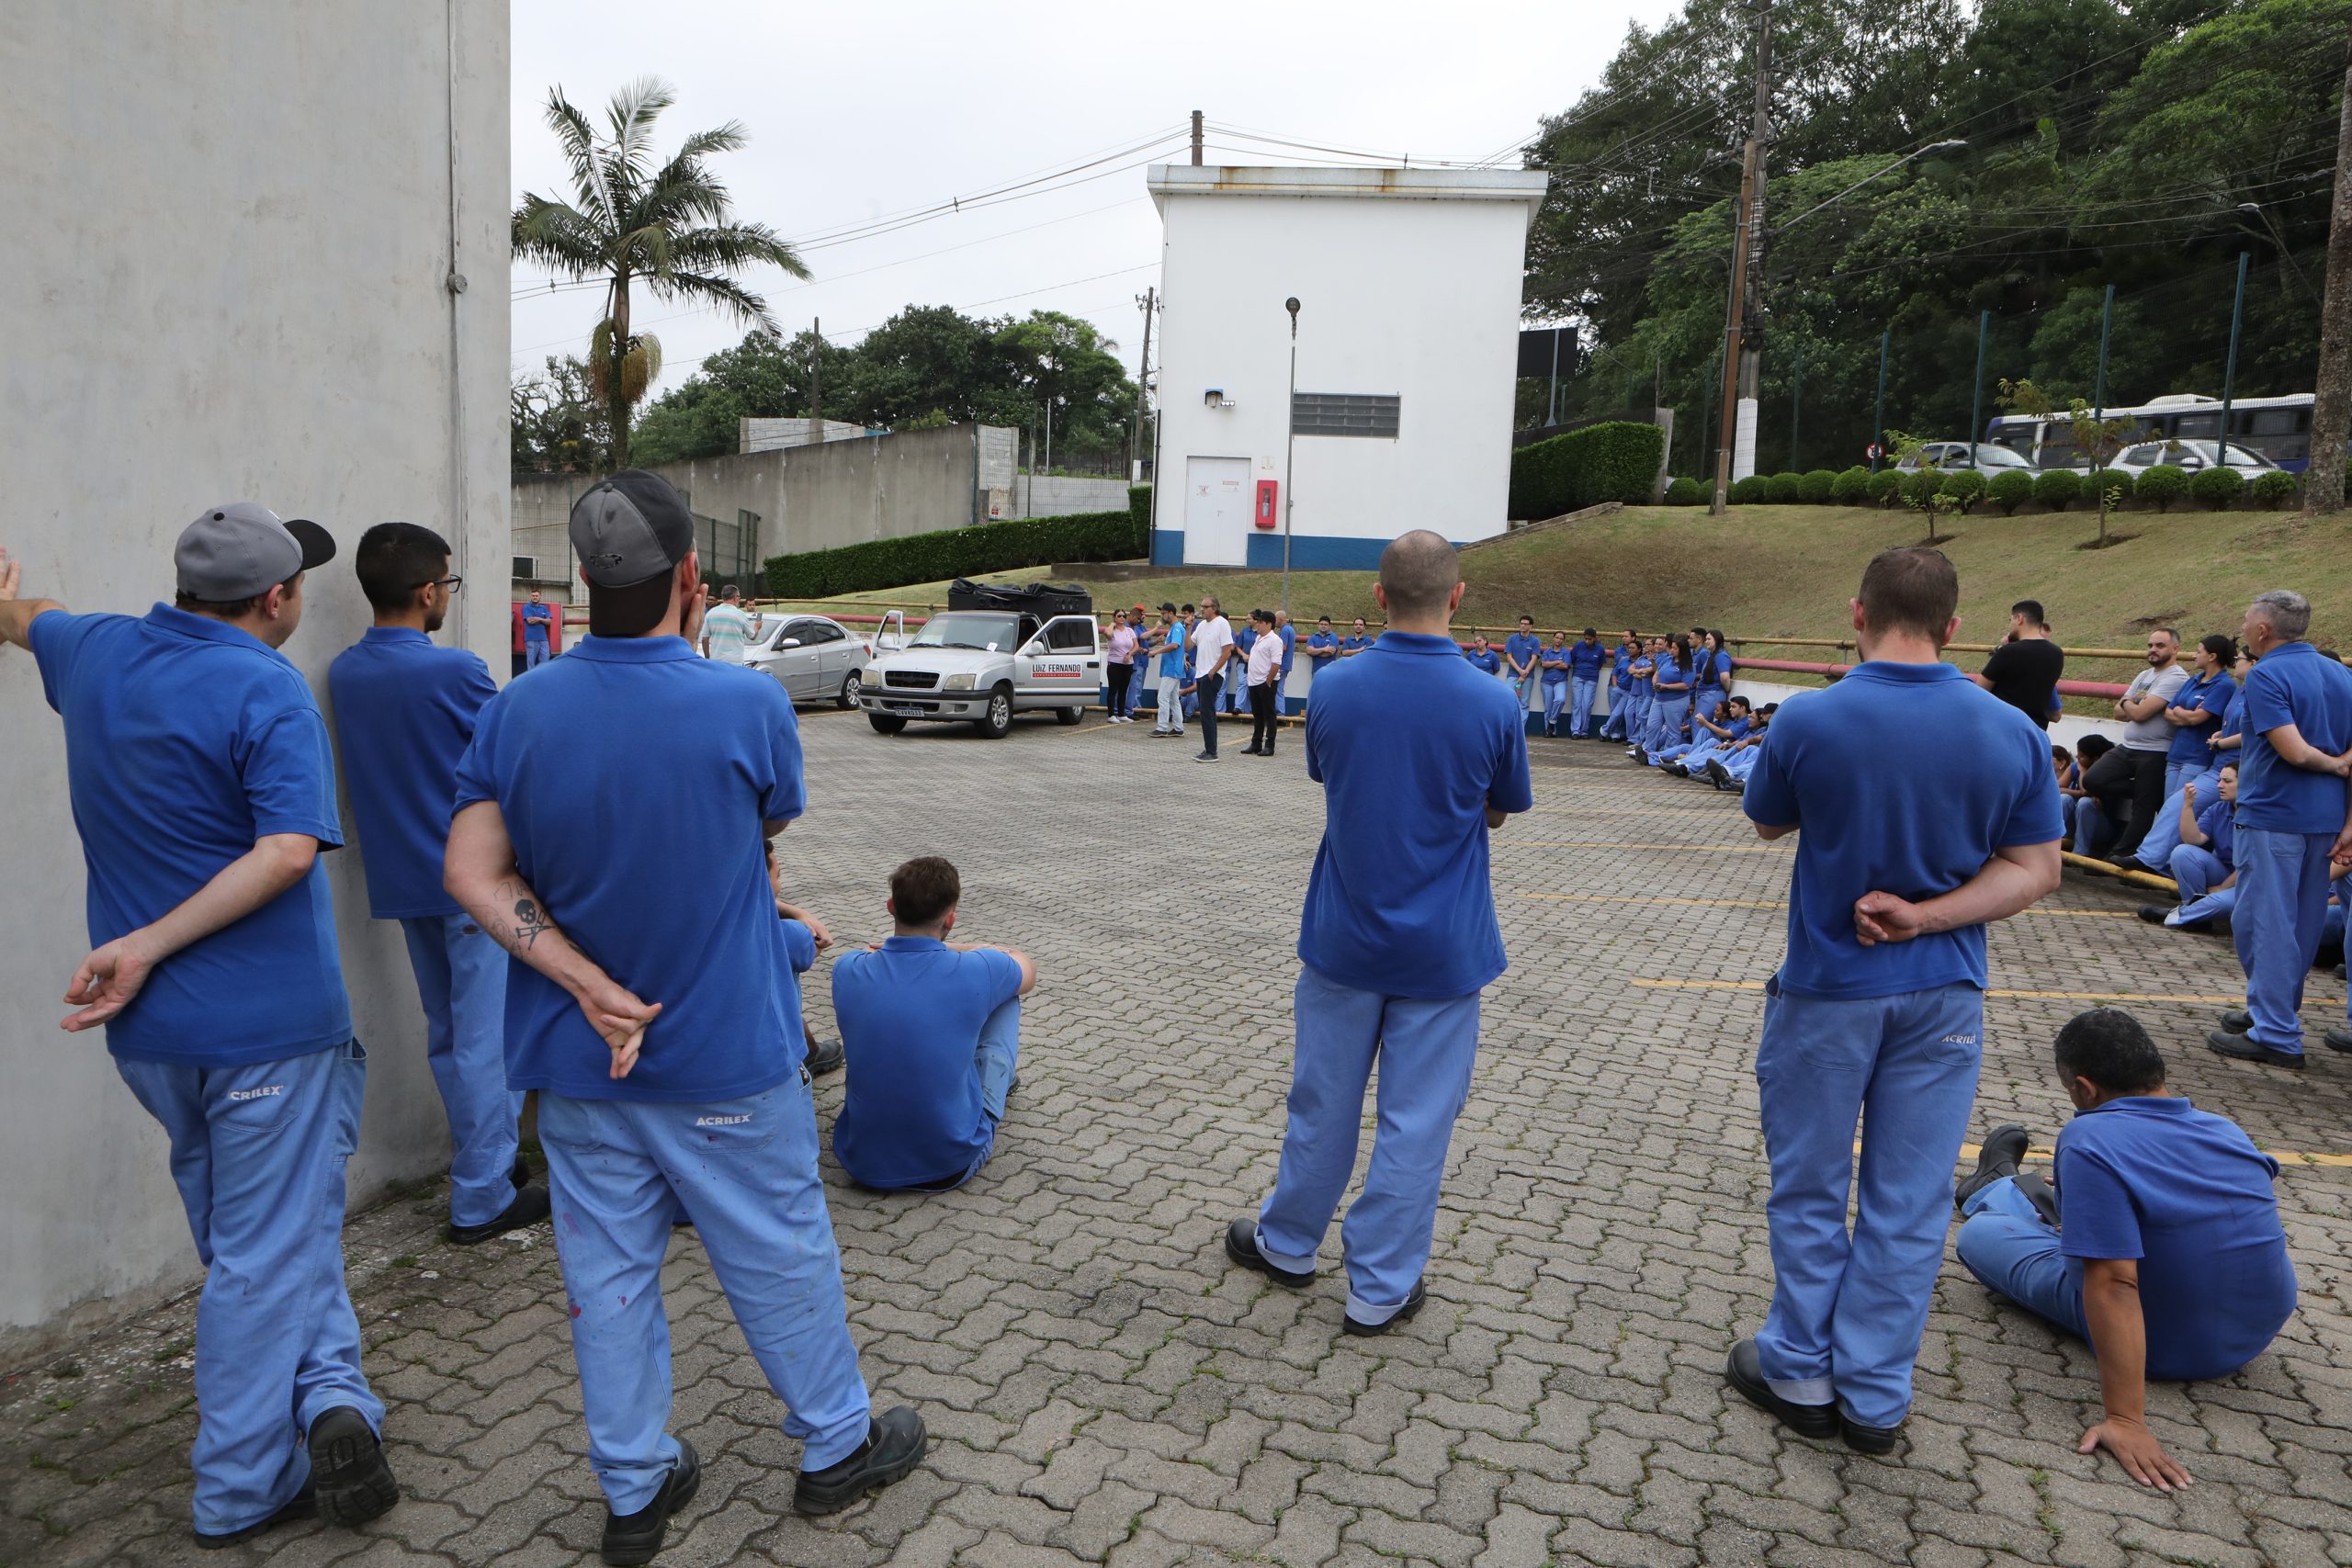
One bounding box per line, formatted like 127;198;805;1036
867;713;907;736
974;686;1013;739
838;671;862;710
1055;705;1083;726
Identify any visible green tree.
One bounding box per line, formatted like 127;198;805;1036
512;77;808;470
991;311;1135;457
2000;378;2135;545
511;355;610;472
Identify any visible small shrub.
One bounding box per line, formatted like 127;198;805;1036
1903;469;1943;511
1832;465;1871;504
1729;475;1772;504
2033;468;2084;511
1764;471;1804;503
2188;466;2246;511
1798;468;1838;504
1664;476;1705;506
1938;469;1987;513
1868;468;1905;506
2250;468;2297;509
1987;470;2036;514
2132;463;2189;512
2086;468;2134;506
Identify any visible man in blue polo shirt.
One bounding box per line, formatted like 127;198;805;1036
1145;602;1186;736
445;471;924;1563
1340;616;1374;658
2209;591;2352;1068
329;523;545;1246
1953;1010;2294;1490
1224;530;1531;1334
1600;631;1639;740
832;856;1037;1190
1503;615;1542;717
1567;627;1605;738
1;510;398;1549
522;588;556;668
1727;547;2061;1456
1304;616;1340;685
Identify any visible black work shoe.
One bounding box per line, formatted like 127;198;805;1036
601;1438;701;1566
1724;1337;1838;1439
1955;1125;2030;1213
792;1406;927;1516
2106;854;2147;874
2325;1030;2352;1054
1224;1216;1315;1288
2135;905;2170;926
1341;1280;1428;1337
2207;1030;2306;1069
447;1182;551;1246
805;1037;845;1077
194;1490;315;1550
1840;1416;1905;1455
308;1405;400;1528
1703;760;1731;789
2218;1009;2254;1033
513;1152;533;1188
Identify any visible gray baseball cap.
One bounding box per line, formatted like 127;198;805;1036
175;502;336;600
570;470;695;588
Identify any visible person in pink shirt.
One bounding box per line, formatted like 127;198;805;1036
1104;609;1139;723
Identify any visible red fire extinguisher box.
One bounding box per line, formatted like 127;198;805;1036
1254;479;1279;528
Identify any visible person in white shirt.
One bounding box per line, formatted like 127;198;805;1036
1243;608;1285;756
700;585;754;663
1191;595;1236;762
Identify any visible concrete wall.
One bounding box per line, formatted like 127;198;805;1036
1;1;510;1349
1149;166;1546;570
1014;475;1132;517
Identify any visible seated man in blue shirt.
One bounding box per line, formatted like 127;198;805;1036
1954;1008;2295;1491
1702;703;1777;790
2136;761;2237;931
1660;696;1752;774
832;856;1036;1190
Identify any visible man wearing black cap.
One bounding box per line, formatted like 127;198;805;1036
0;509;399;1549
443;469;925;1563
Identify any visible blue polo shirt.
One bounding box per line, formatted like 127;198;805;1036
2054;1095;2295;1382
1340;634;1373;655
1651;656;1690;701
328;627;500;919
2196;801;2236;871
1464;647;1501;675
1743;662;2061;999
1539;647;1570;682
452;634;808;1101
1278;622;1296;673
1631;653;1654;693
831;937;1025;1188
1503;632;1542;676
1154;623;1187;680
1570;640;1605;678
1301;632;1532;998
1306;631;1339;662
2166;671;2236;768
2235;640;2352;832
522;602;554;644
1611;648;1637;689
29;606;351;1066
1697;649;1734;692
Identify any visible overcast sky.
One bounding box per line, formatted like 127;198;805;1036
510;0;1685;400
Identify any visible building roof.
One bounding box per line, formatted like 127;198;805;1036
1146;164;1548;225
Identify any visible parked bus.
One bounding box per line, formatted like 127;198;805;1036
1985;392;2316;472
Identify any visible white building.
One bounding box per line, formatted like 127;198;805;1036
3;1;508;1348
1146;164;1547;570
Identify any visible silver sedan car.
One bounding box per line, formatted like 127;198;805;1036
742;612;874;708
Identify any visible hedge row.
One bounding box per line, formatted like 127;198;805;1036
1661;463;2305;514
1509;422;1668;519
764;491;1148;597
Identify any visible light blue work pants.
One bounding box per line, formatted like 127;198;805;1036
399;914;522;1226
2232;827;2336;1055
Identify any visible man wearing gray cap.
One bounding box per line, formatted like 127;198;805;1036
444;469;925;1563
0;508;399;1549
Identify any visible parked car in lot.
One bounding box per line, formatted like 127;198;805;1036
856;581;1102;739
1893;441;2040;475
744;613;873;708
2108;438;2279;477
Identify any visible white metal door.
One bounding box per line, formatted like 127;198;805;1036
1184;457;1250;567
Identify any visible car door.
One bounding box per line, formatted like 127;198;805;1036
1016;615;1102;704
807;619;851;695
773;619;823;699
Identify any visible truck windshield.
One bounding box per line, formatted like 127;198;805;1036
910;612;1021;652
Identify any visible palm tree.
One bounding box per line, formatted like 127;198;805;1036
513;77;808;470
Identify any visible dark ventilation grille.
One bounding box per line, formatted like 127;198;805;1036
1293;393;1401;439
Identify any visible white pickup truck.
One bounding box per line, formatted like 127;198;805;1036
855;604;1103;739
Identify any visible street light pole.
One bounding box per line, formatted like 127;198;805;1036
2221;251;2250;468
1282;297;1300;615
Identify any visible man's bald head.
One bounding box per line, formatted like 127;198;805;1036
1377;530;1462;620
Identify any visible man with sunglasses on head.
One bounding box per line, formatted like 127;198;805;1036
330;524;545;1247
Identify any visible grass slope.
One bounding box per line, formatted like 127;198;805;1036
813;503;2350;672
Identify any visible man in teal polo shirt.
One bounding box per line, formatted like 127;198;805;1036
1;510;398;1549
1224;530;1531;1334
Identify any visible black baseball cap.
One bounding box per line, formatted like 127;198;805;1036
570;470;695;588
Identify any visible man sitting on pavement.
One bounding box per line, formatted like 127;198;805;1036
2137;761;2237;932
1954;1008;2296;1491
831;856;1037;1191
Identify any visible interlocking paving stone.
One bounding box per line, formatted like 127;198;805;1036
6;711;2352;1564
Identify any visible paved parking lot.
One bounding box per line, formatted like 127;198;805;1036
6;708;2352;1567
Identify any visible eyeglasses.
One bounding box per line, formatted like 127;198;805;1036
413;575;463;592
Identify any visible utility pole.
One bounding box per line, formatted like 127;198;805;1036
1733;0;1776;484
2308;23;2352;516
1710;0;1773;515
1133;288;1155;481
808;317;823;445
1191;109;1204;165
